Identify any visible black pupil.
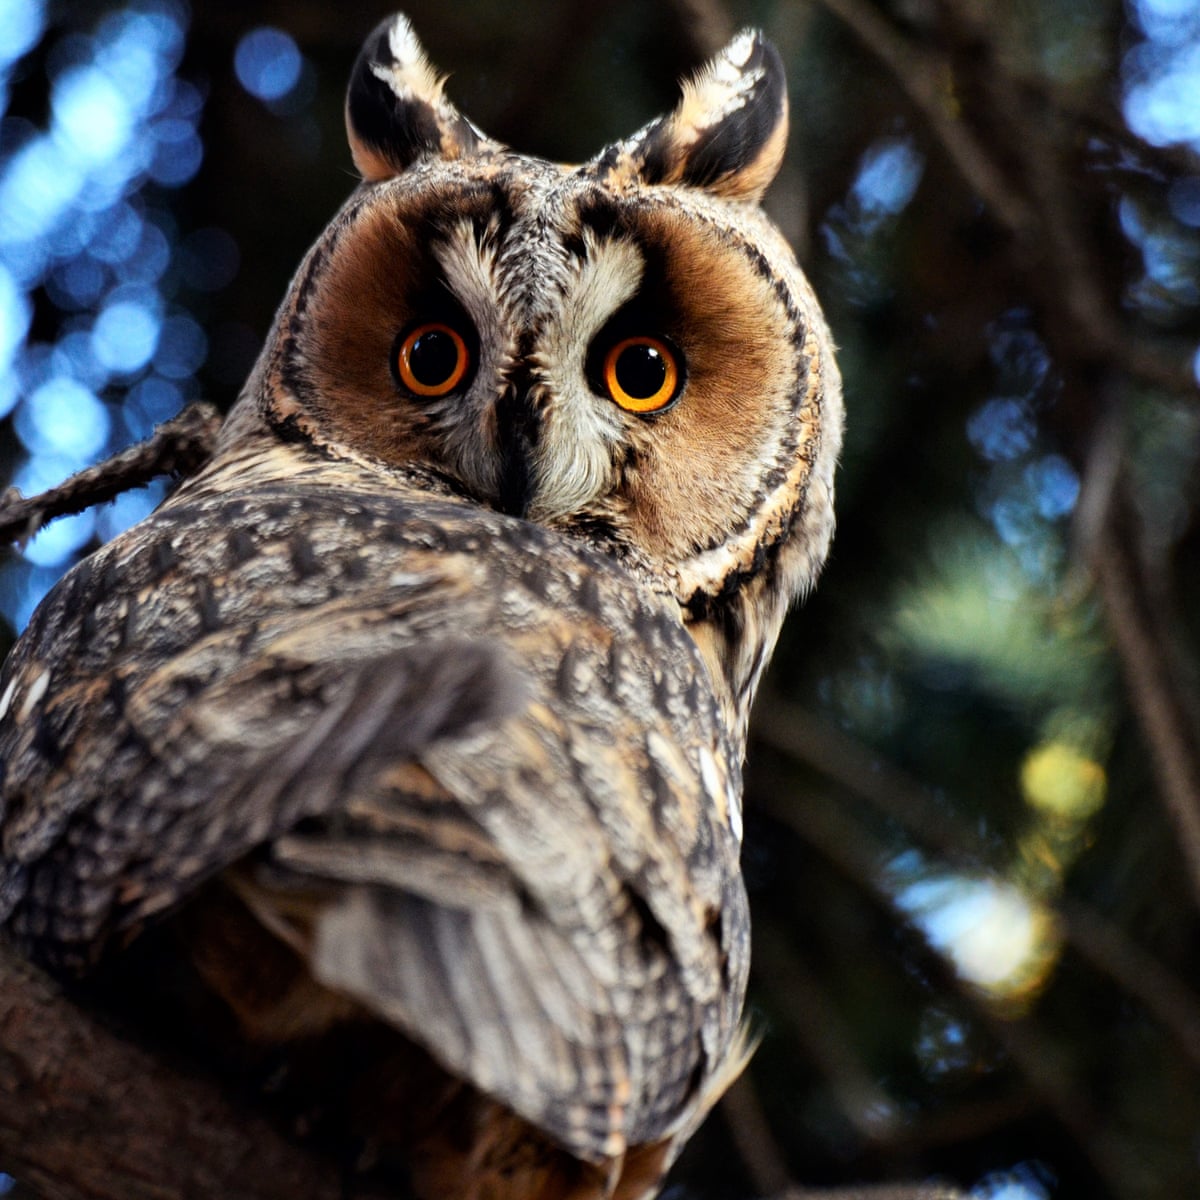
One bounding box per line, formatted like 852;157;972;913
409;329;459;386
616;343;667;399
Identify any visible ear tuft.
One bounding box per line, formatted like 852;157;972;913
594;30;789;203
345;13;497;181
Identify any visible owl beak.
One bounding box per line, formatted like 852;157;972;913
494;383;538;519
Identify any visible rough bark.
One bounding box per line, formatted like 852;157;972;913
0;941;386;1200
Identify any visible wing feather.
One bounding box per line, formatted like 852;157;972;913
0;480;749;1162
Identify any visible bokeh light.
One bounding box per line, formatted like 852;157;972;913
92;299;161;372
821;134;925;305
969;1163;1054;1200
0;0;217;630
1123;0;1200;153
14;378;110;460
851;136;925;224
967;398;1036;463
893;866;1059;1000
0;0;45;80
1021;742;1106;823
18;510;97;569
52;64;136;165
235;28;303;102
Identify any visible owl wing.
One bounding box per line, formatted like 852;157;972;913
0;479;748;1163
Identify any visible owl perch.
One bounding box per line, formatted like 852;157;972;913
0;941;394;1200
0;945;964;1200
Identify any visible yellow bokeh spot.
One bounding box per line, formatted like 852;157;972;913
1021;740;1106;822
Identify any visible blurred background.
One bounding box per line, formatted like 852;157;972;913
1;1;1198;1197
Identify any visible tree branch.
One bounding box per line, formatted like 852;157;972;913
0;940;388;1200
720;1073;795;1197
752;921;901;1146
0;403;222;548
810;0;1036;237
818;0;1199;398
1086;488;1200;907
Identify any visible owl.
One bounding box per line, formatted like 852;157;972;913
0;14;841;1200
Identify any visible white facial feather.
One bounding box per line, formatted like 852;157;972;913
527;234;644;521
428;220;516;492
434;219;514;358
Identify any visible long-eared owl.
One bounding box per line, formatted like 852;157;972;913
0;13;842;1200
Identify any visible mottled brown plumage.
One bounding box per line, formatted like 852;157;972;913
0;14;841;1200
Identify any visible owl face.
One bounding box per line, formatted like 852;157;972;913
240;15;842;740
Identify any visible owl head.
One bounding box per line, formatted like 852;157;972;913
230;13;843;743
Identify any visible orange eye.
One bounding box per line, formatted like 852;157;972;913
395;322;470;397
603;336;682;414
